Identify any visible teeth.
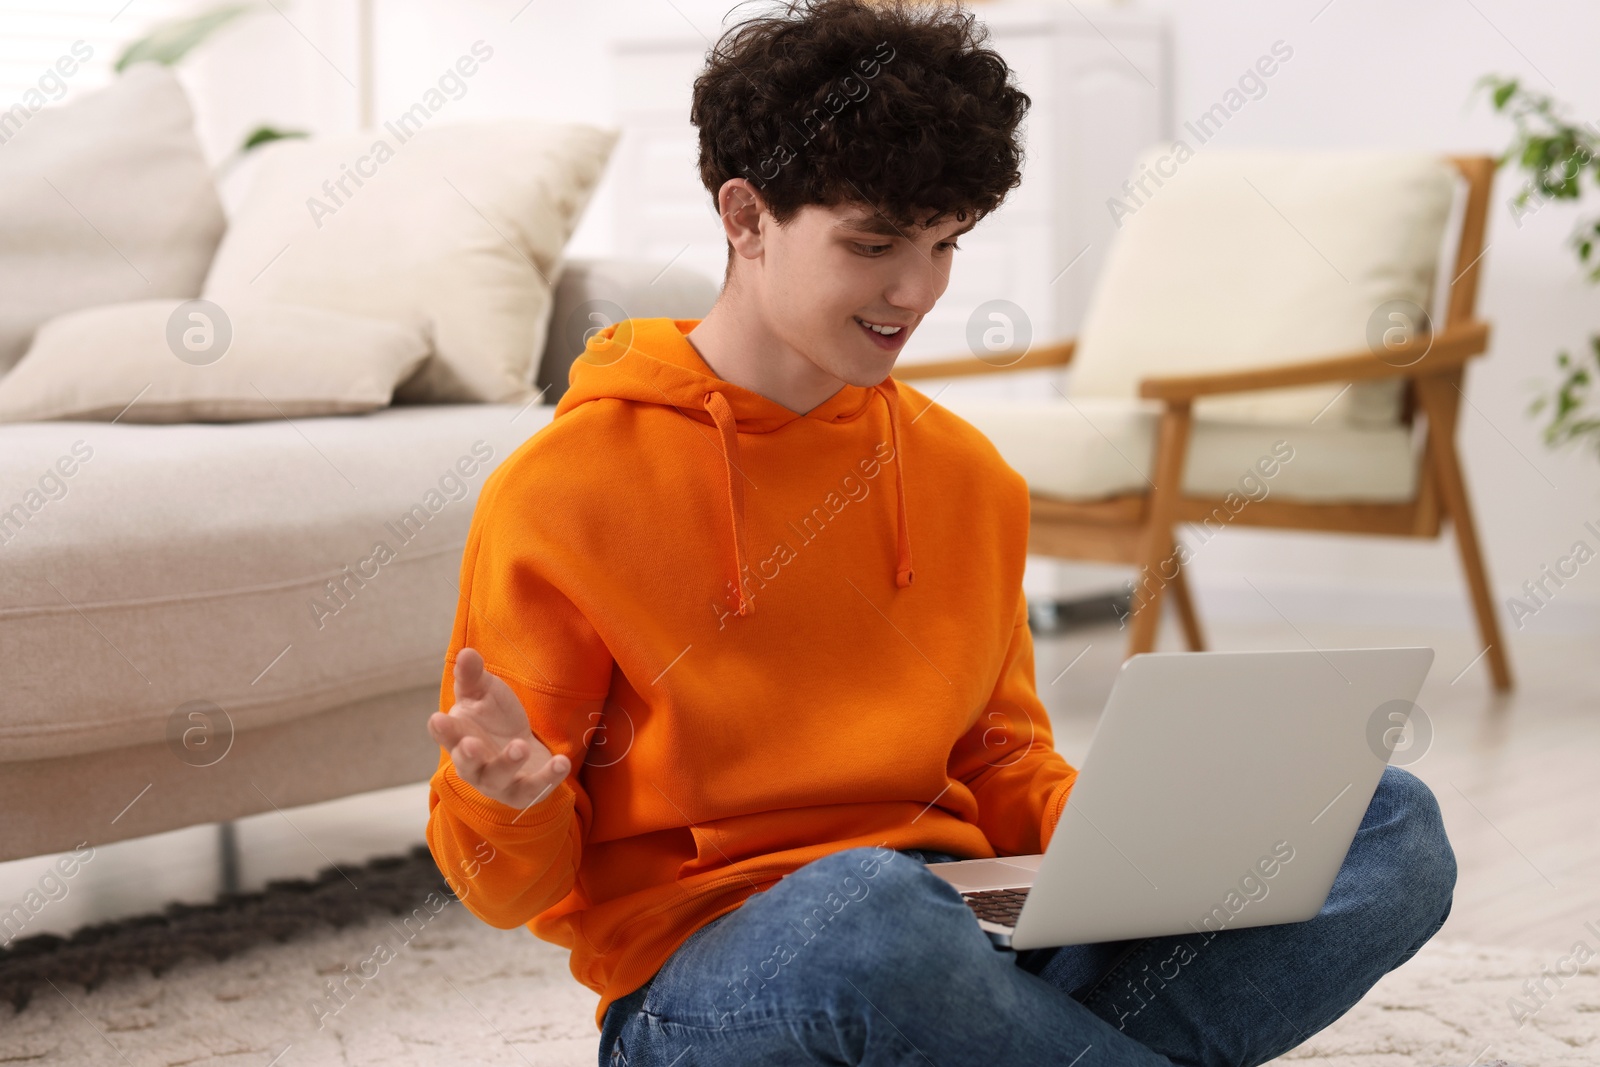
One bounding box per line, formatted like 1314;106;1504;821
856;317;903;336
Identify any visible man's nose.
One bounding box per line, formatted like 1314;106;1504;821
883;256;946;316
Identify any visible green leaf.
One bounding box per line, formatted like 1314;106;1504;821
115;5;257;71
240;125;309;152
1529;336;1600;456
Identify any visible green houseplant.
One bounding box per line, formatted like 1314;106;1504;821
1480;75;1600;460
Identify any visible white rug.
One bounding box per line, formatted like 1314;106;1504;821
2;898;1594;1066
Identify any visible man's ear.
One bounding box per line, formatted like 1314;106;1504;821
716;178;769;262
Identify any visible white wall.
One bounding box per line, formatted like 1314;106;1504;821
163;0;1600;636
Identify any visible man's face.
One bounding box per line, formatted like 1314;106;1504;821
751;198;976;386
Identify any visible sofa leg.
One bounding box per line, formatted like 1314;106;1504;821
219;820;241;896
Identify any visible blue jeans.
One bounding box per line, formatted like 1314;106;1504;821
597;765;1455;1067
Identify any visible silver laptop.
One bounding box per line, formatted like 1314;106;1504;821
928;647;1434;949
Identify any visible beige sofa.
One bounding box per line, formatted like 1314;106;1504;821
0;257;718;864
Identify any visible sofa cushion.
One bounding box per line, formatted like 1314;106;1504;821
0;404;554;762
1071;150;1457;427
202;120;618;405
939;396;1419;503
0;63;225;375
0;300;431;423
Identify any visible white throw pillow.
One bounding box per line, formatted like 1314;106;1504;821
0;63;225;375
201;119;618;404
1071;149;1457;426
0;300;431;423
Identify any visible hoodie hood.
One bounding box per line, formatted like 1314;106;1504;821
553;317;913;617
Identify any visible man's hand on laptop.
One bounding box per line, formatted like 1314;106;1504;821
428;646;571;810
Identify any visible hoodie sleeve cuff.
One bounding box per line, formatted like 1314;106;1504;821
437;762;576;833
1040;776;1074;853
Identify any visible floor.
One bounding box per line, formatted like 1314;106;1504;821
3;614;1595;960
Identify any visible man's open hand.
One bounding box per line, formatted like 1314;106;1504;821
427;647;570;810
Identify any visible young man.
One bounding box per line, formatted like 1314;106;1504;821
425;1;1461;1064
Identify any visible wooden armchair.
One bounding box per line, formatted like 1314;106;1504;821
896;153;1511;691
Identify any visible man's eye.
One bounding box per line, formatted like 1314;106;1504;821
938;240;963;253
854;242;891;256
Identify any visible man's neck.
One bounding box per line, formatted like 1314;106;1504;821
684;298;850;417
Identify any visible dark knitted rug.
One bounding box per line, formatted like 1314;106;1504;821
0;843;452;1013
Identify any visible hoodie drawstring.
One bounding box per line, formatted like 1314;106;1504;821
703;383;913;620
875;378;914;590
704;390;755;616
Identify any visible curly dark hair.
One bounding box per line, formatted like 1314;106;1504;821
690;0;1030;235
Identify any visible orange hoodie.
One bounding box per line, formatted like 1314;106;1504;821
425;317;1079;1031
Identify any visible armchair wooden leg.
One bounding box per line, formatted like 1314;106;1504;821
1170;559;1206;651
1416;375;1514;691
1126;403;1195;659
1125;553;1168;656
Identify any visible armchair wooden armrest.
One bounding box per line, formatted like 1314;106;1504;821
891;338;1077;382
1137;321;1491;403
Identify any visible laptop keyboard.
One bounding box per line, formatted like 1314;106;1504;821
960;886;1030;928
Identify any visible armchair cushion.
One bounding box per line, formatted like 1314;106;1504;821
941;397;1418;504
1070;150;1458;427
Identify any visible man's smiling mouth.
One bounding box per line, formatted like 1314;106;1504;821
854;316;904;336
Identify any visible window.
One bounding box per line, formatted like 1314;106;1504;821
0;0;189;108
